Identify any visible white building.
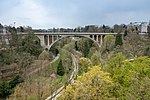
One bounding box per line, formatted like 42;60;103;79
139;23;148;33
131;22;149;33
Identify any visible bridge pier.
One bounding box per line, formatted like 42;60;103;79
56;35;59;40
36;35;45;47
96;35;99;42
52;35;54;43
100;35;103;46
48;35;50;46
92;35;95;40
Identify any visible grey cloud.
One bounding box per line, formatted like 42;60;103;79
0;0;150;28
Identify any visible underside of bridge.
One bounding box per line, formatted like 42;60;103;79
36;34;105;49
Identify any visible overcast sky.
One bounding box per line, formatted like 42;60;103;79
0;0;150;29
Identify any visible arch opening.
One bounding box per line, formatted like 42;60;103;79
48;35;101;50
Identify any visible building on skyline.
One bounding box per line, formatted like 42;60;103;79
129;21;149;33
139;23;147;33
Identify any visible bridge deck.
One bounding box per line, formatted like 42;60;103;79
1;32;147;35
32;32;118;35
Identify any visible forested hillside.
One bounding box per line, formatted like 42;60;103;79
0;25;150;100
59;32;150;99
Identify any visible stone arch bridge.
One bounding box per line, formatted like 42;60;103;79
1;32;119;49
33;32;118;49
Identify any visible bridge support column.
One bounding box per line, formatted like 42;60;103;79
56;35;58;40
96;35;99;42
48;35;49;46
52;35;54;43
100;35;103;46
43;35;45;46
92;35;95;40
37;35;46;47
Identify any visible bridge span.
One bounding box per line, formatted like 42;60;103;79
1;32;119;49
32;32;118;49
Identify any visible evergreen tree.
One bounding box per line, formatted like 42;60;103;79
75;41;78;50
9;75;24;89
115;33;123;46
124;30;128;37
83;41;89;57
0;81;11;99
57;59;65;76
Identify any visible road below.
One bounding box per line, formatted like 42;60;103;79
45;53;79;100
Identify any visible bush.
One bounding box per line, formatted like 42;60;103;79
9;75;24;89
0;81;11;99
57;59;65;76
0;75;24;99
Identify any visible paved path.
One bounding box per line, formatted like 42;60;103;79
26;54;60;77
45;53;79;100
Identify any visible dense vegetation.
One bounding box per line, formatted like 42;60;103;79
0;27;44;99
60;32;150;99
6;37;77;99
0;24;150;99
61;54;150;100
0;75;23;99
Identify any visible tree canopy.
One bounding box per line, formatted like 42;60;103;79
61;66;114;100
61;53;150;100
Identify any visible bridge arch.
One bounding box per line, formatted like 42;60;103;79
47;35;101;50
34;32;119;49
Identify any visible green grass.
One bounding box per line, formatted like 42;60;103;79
51;57;60;71
60;49;68;58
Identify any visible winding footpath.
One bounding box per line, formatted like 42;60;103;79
26;54;60;77
45;53;79;100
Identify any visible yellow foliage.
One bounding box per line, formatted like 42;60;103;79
61;66;113;100
79;57;92;73
80;57;88;66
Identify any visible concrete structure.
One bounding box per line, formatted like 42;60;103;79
140;23;148;33
29;32;118;49
1;32;118;49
